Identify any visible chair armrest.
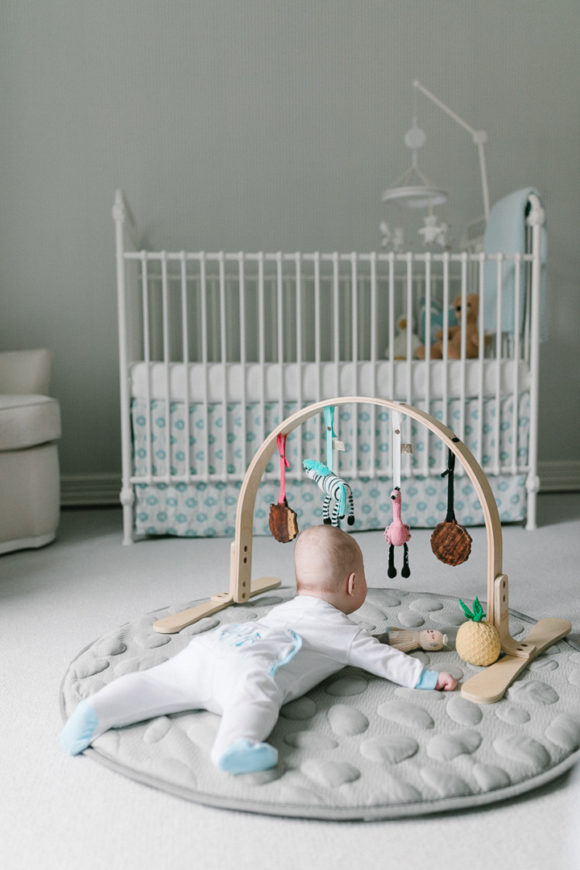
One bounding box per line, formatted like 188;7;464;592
0;349;53;395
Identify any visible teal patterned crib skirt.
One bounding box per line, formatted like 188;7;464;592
131;396;530;537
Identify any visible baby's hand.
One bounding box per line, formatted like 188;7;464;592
435;672;457;691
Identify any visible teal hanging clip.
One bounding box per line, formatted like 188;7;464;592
323;406;336;471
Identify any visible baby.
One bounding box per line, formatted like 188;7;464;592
61;525;457;774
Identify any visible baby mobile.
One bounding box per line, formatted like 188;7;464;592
303;406;355;528
384;410;412;579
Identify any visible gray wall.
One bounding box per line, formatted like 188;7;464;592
1;1;579;483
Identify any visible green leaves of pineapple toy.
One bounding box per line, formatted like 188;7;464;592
459;596;486;623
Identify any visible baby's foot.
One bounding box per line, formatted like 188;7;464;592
217;739;278;775
60;700;99;755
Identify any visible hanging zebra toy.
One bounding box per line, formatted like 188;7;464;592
303;460;355;528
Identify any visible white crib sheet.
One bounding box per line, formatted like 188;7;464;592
129;359;530;404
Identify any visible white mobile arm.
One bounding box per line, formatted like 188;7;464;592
413;80;490;221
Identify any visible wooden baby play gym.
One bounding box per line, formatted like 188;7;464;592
152;396;571;706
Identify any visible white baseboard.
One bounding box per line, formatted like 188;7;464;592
61;473;120;507
538;460;580;492
60;463;580;508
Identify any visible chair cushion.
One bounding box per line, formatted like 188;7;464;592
0;395;61;451
0;349;52;395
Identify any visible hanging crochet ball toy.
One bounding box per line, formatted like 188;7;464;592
269;498;298;543
431;449;472;566
269;434;298;543
455;597;501;667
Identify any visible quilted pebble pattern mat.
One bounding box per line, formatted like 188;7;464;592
60;589;580;820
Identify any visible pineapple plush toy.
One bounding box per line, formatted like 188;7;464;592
456;597;501;666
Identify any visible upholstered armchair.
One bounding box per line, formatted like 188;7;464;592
0;349;61;554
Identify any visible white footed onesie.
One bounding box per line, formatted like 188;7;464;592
61;595;439;774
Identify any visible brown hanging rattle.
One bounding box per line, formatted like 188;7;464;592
430;447;472;565
269;434;299;543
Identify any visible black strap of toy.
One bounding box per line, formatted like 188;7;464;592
441;449;456;523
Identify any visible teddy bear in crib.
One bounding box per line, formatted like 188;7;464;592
415;293;481;360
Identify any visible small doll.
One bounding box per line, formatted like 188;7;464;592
386;628;448;653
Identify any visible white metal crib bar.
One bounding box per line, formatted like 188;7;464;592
295;254;303;470
350;254;359;467
238;253;248;475
477;253;485;475
113;190;543;542
161;252;171;485
332;253;340;400
124;250;535;265
511;254;522;476
314;253;322;462
370;252;378;475
525;194;545;529
276;252;284;426
422;253;432;477
494;255;504;476
218;252;227;483
257;253;266;455
200;253;210;482
180;253;191;485
459;253;468;442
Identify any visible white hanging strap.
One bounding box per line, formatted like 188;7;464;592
392;410;402;489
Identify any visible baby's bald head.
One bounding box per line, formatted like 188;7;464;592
294;525;363;597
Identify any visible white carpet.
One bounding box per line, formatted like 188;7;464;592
1;495;580;870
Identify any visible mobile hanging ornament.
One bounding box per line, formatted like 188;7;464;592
430;447;472;565
269;434;299;543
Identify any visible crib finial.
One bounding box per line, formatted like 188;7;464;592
112;189;127;224
526;194;545;228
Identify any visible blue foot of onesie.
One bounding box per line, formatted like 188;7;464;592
217;739;278;775
60;700;99;755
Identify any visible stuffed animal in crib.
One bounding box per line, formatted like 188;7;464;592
415;293;482;360
385;314;422;360
303;460;355;528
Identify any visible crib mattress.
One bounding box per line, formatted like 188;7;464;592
129;359;530;404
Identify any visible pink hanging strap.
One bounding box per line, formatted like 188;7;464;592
277;433;290;504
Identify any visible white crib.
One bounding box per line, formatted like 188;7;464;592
113;189;545;545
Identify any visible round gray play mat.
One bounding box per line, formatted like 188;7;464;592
60;588;580;820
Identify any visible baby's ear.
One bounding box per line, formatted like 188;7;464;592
346;572;357;596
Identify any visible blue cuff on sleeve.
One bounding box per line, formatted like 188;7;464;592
414;669;439;690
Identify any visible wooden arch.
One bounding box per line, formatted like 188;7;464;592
230;398;501;613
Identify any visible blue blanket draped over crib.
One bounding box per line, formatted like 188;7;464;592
483;188;547;341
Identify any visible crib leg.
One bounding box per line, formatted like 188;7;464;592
120;486;134;545
525;472;540;531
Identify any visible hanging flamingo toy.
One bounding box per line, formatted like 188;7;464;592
384;486;411;579
384;410;411;579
